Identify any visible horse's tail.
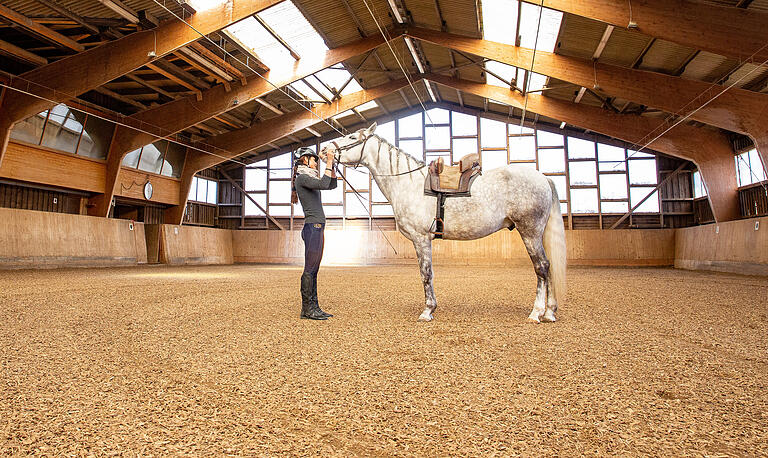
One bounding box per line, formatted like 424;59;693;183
543;179;567;307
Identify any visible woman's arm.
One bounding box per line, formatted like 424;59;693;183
296;173;335;190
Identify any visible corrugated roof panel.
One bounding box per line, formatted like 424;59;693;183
637;39;697;74
3;0;178;22
722;63;768;89
598;29;653;68
439;0;481;37
680;51;735;82
553;13;604;60
295;0;360;47
403;0;443;31
419;40;453;72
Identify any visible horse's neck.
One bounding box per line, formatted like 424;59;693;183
360;138;426;208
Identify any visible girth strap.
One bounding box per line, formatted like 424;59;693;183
431;193;447;239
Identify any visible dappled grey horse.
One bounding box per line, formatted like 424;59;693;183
322;123;566;323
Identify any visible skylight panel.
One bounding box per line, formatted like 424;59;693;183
481;0;519;45
225;16;293;68
289;80;322;102
356;101;379;112
186;0;226;12
315;68;364;96
526;72;548;92
519;2;563;52
332;110;355;120
307;75;335;100
256;1;329;58
486;61;517;88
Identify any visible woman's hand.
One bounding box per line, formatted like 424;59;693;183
324;150;337;177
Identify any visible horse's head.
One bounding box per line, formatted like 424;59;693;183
321;122;377;167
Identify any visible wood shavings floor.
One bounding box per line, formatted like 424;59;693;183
1;264;766;455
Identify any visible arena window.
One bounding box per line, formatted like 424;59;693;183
243;108;661;225
120;140;186;178
692;171;707;198
10;104;113;160
735;149;767;187
188;176;217;205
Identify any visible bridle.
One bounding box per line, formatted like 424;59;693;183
325;133;426;177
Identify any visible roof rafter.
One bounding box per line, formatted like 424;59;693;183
87;33;390;217
165;78;412;223
406;28;768;154
521;0;768;62
0;0;286;167
0;3;85;52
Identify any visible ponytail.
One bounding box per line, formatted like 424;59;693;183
290;161;299;204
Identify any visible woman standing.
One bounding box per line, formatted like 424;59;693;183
291;147;337;320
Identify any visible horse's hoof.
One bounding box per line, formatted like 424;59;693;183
418;312;433;322
541;313;557;323
527;317;541;324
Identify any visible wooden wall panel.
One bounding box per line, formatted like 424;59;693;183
739;184;768;218
0;142;181;209
117;168;180;205
675;216;768;276
184;202;216;226
0;182;81;214
694;197;715;224
232;229;676;266
0;141;104;192
0;207;147;269
159;225;233;265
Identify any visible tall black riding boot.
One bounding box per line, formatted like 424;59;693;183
301;272;327;320
311;275;333;318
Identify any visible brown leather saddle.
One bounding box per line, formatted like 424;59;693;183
424;153;482;238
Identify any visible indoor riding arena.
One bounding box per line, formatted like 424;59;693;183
0;0;767;455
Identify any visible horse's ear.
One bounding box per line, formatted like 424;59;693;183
364;122;377;136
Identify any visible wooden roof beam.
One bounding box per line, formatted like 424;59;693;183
0;0;286;167
86;34;390;217
520;0;768;63
427;74;740;222
95;0;139;23
94;86;147;110
189;42;247;84
124;74;177;99
0;38;48;66
33;0;101;35
407;27;768;167
176;48;233;83
145;62;203;98
0;3;85;52
219;29;269;73
164;78;412;224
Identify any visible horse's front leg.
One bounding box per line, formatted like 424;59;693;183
412;236;437;322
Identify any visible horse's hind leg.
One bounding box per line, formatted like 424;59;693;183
519;231;550;323
412;235;437;322
544;278;557;322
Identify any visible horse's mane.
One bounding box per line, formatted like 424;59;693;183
370;133;426;167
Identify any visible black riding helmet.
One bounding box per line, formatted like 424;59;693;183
293;147;319;163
